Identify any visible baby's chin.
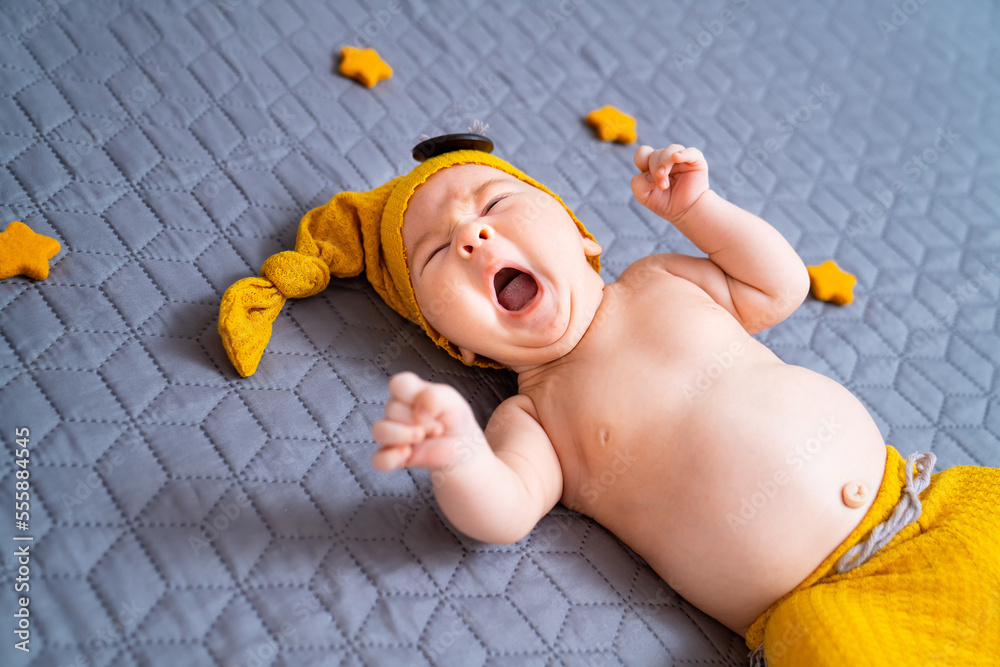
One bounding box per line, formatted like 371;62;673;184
463;335;584;372
464;350;510;369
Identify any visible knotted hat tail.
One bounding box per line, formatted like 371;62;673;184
219;180;398;377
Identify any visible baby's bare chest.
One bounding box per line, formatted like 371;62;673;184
526;279;767;507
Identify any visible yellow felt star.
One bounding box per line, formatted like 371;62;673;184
0;221;61;280
338;46;392;87
585;105;637;143
807;259;856;305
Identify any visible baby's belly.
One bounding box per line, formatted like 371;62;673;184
586;361;888;635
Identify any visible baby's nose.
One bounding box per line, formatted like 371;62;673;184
458;222;494;258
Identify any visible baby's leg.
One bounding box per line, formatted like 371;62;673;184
759;464;1000;666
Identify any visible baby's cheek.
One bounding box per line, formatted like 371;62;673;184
415;280;455;323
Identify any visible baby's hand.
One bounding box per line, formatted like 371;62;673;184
631;144;710;223
371;371;486;473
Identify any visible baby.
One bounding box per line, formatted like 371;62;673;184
220;138;999;665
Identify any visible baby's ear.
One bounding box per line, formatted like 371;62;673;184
583;237;602;258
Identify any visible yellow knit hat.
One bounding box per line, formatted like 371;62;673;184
218;146;600;377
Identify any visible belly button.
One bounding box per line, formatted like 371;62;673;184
842;481;870;508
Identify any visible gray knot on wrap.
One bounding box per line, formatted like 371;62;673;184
835;450;937;574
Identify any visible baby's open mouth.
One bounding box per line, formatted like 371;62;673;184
493;267;538;312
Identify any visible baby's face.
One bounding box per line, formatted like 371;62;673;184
403;164;603;370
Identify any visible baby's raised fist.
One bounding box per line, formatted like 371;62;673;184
631;144;710;223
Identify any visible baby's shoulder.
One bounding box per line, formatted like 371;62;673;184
495;392;540;421
615;254;691;292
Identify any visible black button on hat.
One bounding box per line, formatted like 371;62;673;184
412;133;494;162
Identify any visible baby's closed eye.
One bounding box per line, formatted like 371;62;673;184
483;193;510;214
429;242;449;259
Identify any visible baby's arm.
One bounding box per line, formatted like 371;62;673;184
632;145;810;333
371;372;561;544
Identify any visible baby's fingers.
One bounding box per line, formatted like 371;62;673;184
630;170;656;203
633;144;655;174
411;383;452;423
413;382;476;435
647;144;686;187
386;372;474;436
670;146;706;169
372;444;412;471
387;371;427;405
371;418;428;447
385;398;416;424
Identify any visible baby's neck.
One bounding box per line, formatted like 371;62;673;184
511;281;611;385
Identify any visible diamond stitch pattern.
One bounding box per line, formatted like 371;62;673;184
1;0;999;665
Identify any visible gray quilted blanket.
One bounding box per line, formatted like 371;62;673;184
1;0;998;665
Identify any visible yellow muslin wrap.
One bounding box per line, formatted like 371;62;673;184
746;444;1000;666
218;150;600;377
